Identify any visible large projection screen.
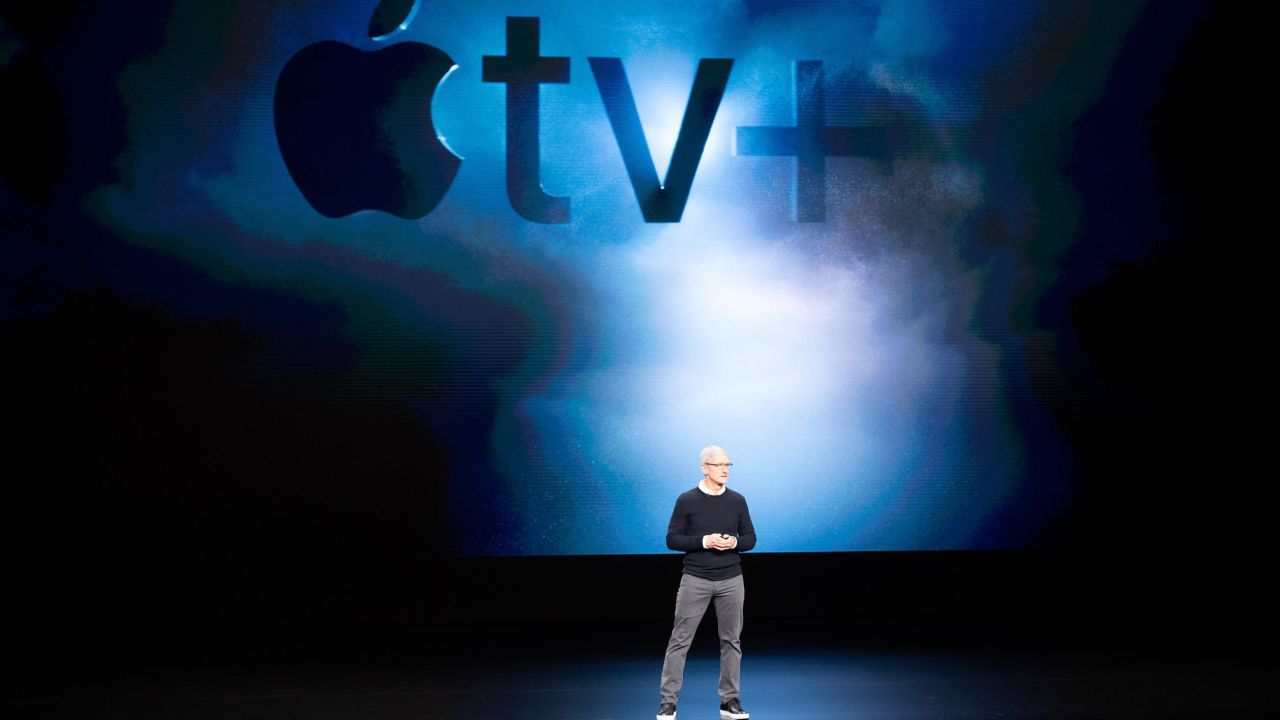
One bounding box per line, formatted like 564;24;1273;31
3;0;1189;557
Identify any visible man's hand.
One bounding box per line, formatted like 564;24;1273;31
705;533;737;551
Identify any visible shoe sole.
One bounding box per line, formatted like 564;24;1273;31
720;712;748;719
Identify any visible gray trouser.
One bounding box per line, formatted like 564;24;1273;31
659;572;745;705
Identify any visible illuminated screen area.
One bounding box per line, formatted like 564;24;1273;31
3;0;1170;555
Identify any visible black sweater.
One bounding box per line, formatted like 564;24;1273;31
665;485;757;580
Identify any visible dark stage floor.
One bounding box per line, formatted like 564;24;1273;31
5;618;1275;719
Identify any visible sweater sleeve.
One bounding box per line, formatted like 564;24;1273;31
666;495;703;551
734;496;757;552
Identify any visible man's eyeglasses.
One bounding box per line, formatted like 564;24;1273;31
703;463;733;469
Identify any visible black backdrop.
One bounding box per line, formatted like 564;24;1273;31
1;0;1272;640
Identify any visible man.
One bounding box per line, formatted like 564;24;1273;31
657;445;756;720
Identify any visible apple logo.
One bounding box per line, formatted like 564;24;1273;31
274;0;461;219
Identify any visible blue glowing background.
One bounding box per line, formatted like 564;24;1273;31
2;0;1207;556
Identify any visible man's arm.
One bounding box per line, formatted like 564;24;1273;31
666;495;704;551
733;496;757;552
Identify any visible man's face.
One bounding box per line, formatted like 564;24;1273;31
702;450;731;488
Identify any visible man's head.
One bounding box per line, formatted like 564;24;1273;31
700;445;731;489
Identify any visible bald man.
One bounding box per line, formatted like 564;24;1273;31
657;445;757;720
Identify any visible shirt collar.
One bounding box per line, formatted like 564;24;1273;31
698;480;726;496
